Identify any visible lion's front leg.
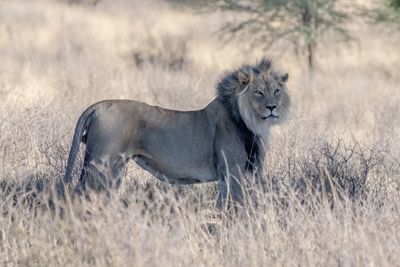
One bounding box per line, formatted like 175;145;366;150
217;169;245;211
215;151;247;212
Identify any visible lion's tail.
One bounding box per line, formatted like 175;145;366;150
63;106;96;184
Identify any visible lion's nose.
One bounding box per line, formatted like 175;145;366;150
266;105;277;112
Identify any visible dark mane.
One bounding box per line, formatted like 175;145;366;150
216;68;245;123
215;58;276;174
237;119;264;173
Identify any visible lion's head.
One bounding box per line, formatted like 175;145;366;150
217;58;290;142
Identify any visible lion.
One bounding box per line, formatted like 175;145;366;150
63;58;290;207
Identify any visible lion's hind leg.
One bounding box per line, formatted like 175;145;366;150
75;160;111;194
75;153;128;195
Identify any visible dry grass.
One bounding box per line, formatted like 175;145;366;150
1;0;400;266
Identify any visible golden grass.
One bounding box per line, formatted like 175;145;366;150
1;0;400;266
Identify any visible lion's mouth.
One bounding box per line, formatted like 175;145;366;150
262;115;279;120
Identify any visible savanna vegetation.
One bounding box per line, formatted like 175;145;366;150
0;0;399;266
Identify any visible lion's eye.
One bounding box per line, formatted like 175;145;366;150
274;88;281;95
254;90;263;96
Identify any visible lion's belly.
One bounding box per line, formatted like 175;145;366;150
131;109;218;183
133;155;218;184
123;106;217;183
156;163;218;183
134;139;217;182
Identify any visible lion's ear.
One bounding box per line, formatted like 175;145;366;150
281;73;289;83
237;69;253;86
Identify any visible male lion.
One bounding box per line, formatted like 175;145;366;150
63;58;290;207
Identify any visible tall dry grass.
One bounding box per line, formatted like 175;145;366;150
1;0;400;266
